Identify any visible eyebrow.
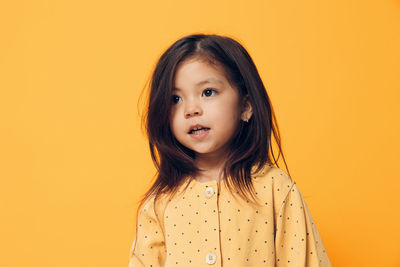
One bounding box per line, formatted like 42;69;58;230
173;78;224;91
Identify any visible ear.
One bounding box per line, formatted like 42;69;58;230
240;95;253;122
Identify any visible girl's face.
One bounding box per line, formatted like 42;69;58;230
170;58;251;160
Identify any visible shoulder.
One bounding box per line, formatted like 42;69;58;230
252;163;296;214
138;191;172;220
252;163;295;190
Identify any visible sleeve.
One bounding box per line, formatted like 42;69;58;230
128;195;166;267
274;181;332;266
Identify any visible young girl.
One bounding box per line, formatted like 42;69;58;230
129;33;332;266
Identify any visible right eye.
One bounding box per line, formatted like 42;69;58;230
171;95;182;104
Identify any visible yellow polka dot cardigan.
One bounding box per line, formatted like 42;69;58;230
129;164;332;266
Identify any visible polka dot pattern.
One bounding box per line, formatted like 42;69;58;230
129;165;332;266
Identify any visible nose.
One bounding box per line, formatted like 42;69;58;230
184;100;202;119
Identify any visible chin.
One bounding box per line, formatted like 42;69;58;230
193;147;221;156
188;147;211;154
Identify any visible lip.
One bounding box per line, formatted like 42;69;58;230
189;128;210;140
187;124;210;134
187;124;211;141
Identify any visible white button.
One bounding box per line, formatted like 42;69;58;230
205;252;217;264
205;187;215;198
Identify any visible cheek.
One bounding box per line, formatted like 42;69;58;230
212;104;241;129
170;111;183;135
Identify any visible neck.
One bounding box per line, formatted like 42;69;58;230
194;152;228;181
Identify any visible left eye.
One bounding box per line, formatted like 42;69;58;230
202;88;217;97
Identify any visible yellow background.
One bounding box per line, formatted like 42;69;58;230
1;0;399;266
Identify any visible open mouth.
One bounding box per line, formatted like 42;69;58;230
189;127;210;135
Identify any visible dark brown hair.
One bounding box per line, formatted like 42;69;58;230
136;33;291;209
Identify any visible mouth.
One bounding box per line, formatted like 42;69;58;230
189;128;210;135
188;124;211;135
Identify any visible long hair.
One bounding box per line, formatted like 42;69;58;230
136;33;291;210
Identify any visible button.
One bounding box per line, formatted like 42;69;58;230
205;187;215;198
205;252;216;264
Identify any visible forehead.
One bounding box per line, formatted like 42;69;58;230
173;59;228;90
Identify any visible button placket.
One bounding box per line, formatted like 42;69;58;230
206;252;217;264
205;187;215;198
202;185;220;265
